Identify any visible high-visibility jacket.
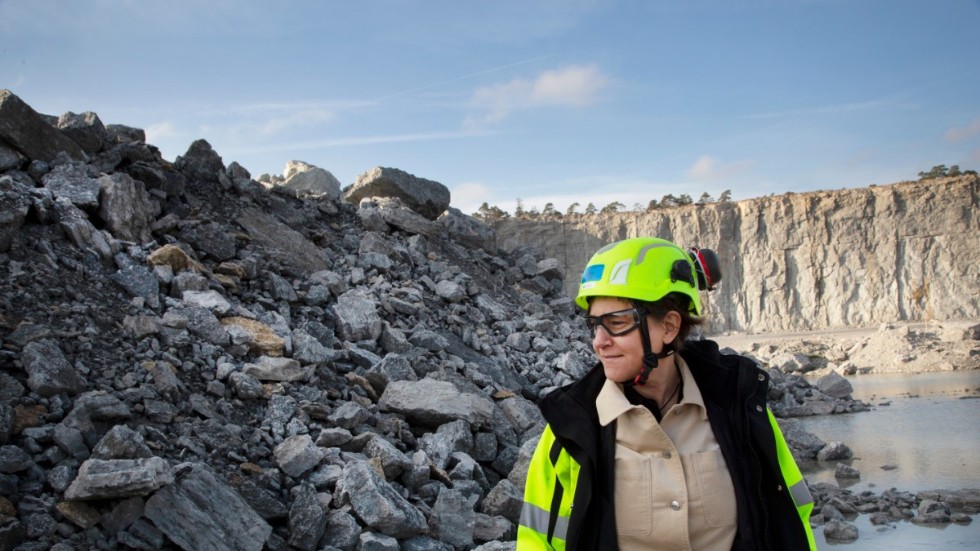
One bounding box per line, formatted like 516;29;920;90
517;340;817;551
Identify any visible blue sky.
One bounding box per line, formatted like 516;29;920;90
3;0;979;215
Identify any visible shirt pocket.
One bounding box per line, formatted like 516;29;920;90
614;451;652;537
693;450;738;527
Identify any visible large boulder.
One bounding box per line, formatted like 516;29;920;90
175;139;225;188
358;196;441;237
42;162;102;208
98;172;159;243
379;379;495;428
279;160;341;199
337;460;427;538
438;207;496;252
57;111;107;155
64;457;173;500
236;208;328;274
144;462;272;551
345;167;450;220
0;89;86;162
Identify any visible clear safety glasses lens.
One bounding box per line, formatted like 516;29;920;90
584;308;646;337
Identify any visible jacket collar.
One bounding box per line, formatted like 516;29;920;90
680;339;738;408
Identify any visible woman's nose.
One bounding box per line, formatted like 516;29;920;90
592;326;611;347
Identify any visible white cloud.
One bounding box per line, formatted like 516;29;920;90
468;64;609;124
451;181;494;214
259;107;335;136
225;129;488;156
944;119;980;143
200;100;373;138
530;65;606;106
686;155;754;182
746;100;896;120
145;121;177;142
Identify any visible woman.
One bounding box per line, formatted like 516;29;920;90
517;237;816;550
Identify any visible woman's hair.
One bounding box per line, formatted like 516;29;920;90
632;292;703;352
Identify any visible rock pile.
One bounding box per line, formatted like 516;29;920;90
732;322;980;376
0;89;970;549
809;485;980;543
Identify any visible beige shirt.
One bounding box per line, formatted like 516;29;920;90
596;357;737;551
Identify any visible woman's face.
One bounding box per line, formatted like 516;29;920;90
589;296;671;383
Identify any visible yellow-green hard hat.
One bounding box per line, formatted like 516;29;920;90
575;237;702;315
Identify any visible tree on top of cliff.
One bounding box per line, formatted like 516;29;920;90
918;164;977;180
474;202;509;221
697;192;715;205
542;203;560;218
600;201;625;214
514;198;525;217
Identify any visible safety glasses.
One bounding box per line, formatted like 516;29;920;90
584;307;647;337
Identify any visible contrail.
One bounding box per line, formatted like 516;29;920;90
371;54;554;102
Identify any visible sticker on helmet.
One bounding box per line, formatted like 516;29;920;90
609;259;632;285
581;264;605;283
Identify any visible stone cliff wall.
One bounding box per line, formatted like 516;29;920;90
493;176;980;334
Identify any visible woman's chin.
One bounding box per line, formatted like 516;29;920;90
602;365;638;384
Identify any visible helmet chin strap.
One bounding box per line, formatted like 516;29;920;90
628;316;674;386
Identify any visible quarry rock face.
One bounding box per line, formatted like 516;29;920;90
493;176;980;334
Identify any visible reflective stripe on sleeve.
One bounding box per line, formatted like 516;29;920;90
789;479;813;506
520;501;569;542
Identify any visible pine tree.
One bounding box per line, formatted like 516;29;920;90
600;201;625;214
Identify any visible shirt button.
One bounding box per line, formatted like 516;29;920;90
777;484;784;492
757;373;766;381
756;405;764;413
670;500;681;511
663;451;672;460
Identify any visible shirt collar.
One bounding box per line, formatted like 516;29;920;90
596;377;634;426
594;355;708;426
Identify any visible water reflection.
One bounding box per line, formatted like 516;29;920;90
797;371;980;493
796;371;980;549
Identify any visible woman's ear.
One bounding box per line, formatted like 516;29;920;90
662;311;681;344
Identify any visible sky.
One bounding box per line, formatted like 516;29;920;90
2;0;979;215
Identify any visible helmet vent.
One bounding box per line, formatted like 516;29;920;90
669;259;695;287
